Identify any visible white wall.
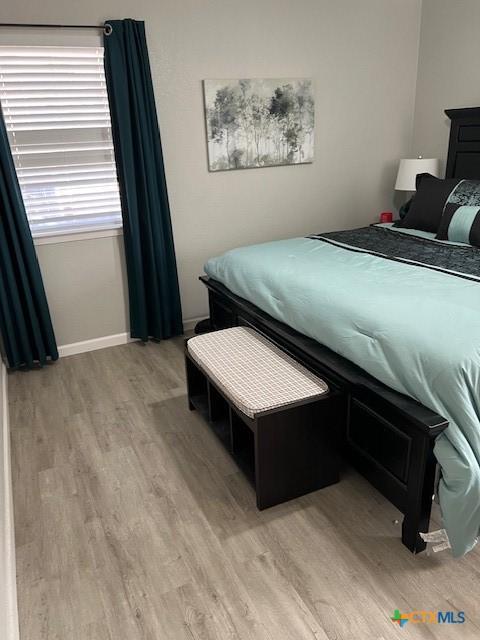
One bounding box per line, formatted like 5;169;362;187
0;0;422;345
0;364;19;640
36;236;129;346
412;0;480;168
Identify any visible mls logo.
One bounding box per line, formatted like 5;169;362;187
391;608;466;627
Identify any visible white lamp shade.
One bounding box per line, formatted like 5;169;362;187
395;158;441;191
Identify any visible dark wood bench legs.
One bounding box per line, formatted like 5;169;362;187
401;436;437;553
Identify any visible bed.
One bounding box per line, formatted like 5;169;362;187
200;107;480;557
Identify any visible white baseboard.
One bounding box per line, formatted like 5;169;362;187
58;317;208;358
58;332;135;357
0;362;19;640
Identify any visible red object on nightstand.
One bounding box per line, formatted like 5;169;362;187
380;211;393;223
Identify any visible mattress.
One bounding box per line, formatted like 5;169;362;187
204;223;480;556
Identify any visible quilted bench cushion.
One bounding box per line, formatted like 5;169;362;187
187;327;329;418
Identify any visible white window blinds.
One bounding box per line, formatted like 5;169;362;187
0;45;122;237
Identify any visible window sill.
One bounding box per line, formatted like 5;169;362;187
33;227;123;246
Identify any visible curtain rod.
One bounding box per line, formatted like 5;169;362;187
0;22;112;35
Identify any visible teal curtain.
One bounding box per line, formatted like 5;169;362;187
0;107;58;368
103;19;183;341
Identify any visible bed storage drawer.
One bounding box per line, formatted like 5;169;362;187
348;397;411;485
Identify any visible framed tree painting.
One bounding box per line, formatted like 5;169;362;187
203;78;314;171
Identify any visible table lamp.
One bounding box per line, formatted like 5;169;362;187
395;156;441;219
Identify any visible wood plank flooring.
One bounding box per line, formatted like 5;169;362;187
8;339;480;639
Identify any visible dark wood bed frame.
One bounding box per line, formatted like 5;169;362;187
199;107;480;553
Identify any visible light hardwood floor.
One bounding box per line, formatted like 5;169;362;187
8;339;480;639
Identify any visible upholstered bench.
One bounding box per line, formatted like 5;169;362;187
185;327;342;509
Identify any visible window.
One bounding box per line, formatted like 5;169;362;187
0;45;122;238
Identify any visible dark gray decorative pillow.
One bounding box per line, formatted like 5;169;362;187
436;202;480;247
396;174;480;233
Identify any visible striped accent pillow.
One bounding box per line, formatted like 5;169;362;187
436;202;480;246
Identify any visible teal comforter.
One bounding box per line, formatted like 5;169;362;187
205;226;480;556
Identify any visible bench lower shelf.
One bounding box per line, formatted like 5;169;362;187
186;348;342;510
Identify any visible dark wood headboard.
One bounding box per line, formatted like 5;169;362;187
445;107;480;178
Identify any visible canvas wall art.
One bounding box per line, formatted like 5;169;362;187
203;78;314;171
